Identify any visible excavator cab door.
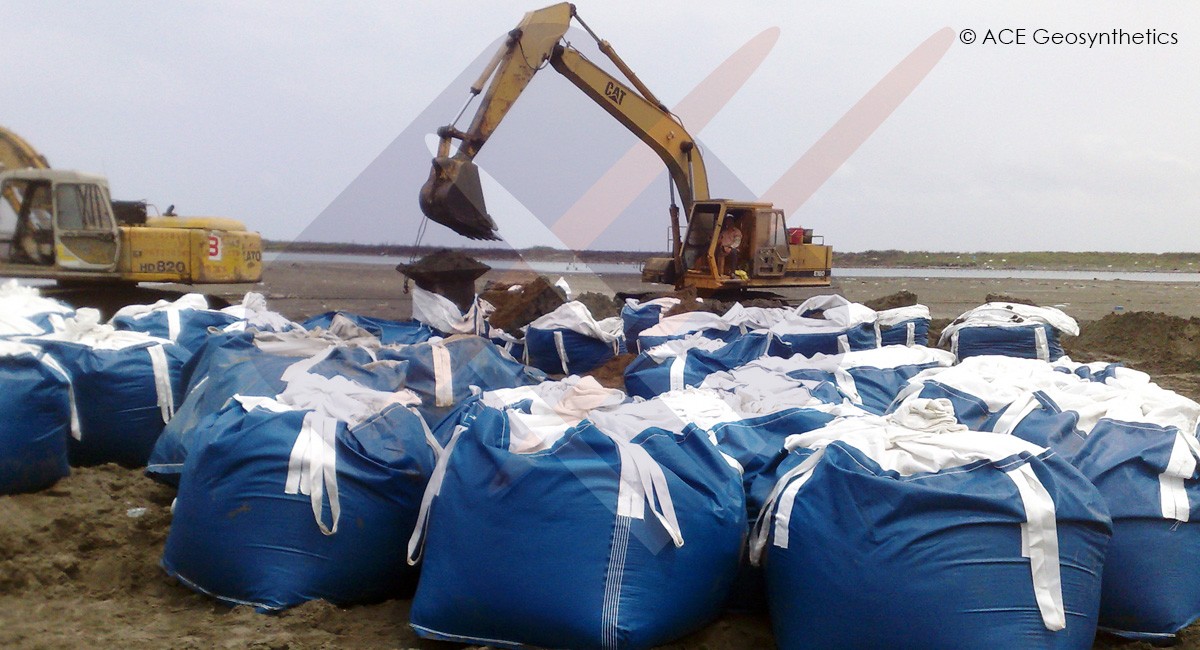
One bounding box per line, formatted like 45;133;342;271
751;209;790;277
52;181;119;271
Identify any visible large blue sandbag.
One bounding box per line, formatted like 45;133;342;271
380;335;545;429
161;398;437;611
701;407;838;613
698;358;855;416
1012;407;1200;639
894;356;1200;639
0;280;74;335
409;403;745;649
525;302;626;375
0;342;75;494
620;297;680;352
754;413;1112;649
876;304;931;347
110;294;241;355
623;332;774;399
781;347;954;416
637;310;734;351
26;316;188;468
147;333;404;486
940;303;1078;362
301;311;436;345
767;320;879;357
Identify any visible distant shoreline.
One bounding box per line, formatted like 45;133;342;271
266;241;1200;274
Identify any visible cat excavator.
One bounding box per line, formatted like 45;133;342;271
0;125;262;295
419;2;832;293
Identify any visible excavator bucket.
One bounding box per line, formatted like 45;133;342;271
418;157;500;241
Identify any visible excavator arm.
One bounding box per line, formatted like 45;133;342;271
419;2;707;242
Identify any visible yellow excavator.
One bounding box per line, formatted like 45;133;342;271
419;2;832;293
0;125;262;294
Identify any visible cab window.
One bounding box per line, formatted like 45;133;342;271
55;183;111;231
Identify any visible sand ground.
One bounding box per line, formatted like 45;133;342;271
3;261;1199;649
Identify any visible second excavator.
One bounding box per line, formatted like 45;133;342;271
419;2;832;294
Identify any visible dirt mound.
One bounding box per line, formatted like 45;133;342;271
1067;311;1200;375
576;292;621;320
589;353;637;390
862;290;919;312
397;248;489;274
985;293;1038;306
482;276;566;334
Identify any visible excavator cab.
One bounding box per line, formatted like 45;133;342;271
646;199;831;293
1;170;120;271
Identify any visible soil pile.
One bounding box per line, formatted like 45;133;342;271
576;292;621;320
862;290;919;312
589;353;637;390
482;277;566;334
396;248;490;275
1067;312;1200;375
985;293;1038;306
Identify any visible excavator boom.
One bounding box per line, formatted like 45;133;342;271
418;2;707;243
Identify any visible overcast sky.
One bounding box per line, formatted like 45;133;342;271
3;2;1197;253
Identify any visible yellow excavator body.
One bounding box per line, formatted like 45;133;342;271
0;125;262;286
419;3;832;293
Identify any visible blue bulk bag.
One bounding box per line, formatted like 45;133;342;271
301;311;436;345
637;311;734;352
953;323;1066;361
162;398;437;611
703;407;839;613
940;303;1078;362
28;317;188;468
380;336;545;428
876;305;931;347
623;332;773;399
782;347;953;416
768;320;879;357
147;333;404;486
0;280;73;335
409;403;745;650
525;302;626;375
1013;409;1200;639
621;297;680;352
0;342;75;494
110;294;241;355
754;414;1111;649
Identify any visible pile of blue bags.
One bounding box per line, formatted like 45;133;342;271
11;280;1200;649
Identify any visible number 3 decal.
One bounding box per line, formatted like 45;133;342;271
207;234;223;261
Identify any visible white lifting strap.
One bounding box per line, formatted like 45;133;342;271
146;344;175;424
431;342;455;407
1005;462;1065;631
285;412;341;536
